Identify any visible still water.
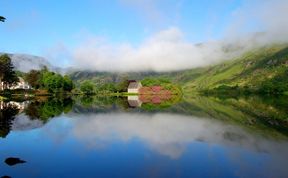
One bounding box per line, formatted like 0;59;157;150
0;95;288;178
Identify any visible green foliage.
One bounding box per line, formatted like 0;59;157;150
80;80;95;94
97;83;117;93
0;54;19;89
80;96;94;107
63;75;74;92
116;77;129;92
24;67;74;93
141;77;170;86
259;69;288;94
25;97;74;122
25;70;41;89
42;72;64;92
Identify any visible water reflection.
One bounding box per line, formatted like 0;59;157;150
0;95;288;139
0;97;74;138
127;95;142;108
0;95;288;177
0;102;21;138
70;112;288;159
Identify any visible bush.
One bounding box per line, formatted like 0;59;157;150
80;81;95;94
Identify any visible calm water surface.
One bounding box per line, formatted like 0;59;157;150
0;96;288;178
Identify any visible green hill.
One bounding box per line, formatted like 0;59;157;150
69;44;288;95
179;44;288;94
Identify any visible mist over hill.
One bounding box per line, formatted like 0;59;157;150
0;53;63;73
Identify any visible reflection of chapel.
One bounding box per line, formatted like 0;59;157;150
127;95;142;108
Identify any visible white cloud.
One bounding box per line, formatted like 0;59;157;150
48;0;288;72
226;0;288;42
71;27;229;72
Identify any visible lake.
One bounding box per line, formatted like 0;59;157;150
0;95;288;178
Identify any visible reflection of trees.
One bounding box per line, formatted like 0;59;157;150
80;96;94;108
0;102;20;138
0;97;74;138
25;97;74;122
73;96;129;113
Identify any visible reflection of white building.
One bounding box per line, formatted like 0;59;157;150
127;95;142;108
0;101;30;112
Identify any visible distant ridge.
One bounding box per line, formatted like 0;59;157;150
0;53;62;73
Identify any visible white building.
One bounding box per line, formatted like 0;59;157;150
1;77;31;90
127;80;142;93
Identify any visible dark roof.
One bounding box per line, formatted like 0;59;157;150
128;82;141;89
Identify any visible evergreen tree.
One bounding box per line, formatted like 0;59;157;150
0;54;19;89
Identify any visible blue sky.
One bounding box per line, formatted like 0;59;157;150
0;0;242;54
0;0;287;71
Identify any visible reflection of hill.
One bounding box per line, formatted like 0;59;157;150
68;95;288;138
175;95;288;138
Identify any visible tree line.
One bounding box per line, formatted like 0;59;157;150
25;67;74;93
0;54;74;93
79;78;129;94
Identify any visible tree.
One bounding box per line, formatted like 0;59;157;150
80;80;95;94
117;77;129;92
99;83;117;93
63;75;74;92
25;70;41;89
41;72;64;92
25;67;75;93
0;16;5;22
0;54;19;89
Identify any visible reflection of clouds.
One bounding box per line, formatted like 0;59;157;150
70;113;288;160
12;114;44;131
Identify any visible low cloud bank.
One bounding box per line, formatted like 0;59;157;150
54;0;288;72
70;30;286;72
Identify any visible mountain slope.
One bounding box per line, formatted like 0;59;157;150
180;44;288;93
0;53;61;73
